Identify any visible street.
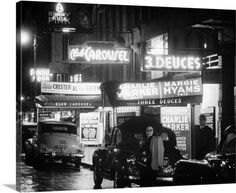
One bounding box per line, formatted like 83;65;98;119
18;161;113;192
15;2;235;192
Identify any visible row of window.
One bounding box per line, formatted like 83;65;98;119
53;73;82;83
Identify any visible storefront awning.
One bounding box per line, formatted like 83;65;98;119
35;94;108;108
101;77;203;107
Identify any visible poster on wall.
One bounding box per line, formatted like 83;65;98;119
202;107;216;140
80;112;99;143
161;106;191;158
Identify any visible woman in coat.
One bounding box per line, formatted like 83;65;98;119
139;126;164;187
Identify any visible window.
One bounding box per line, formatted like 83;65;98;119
39;124;78;135
74;74;82;82
146;33;168;79
56;74;62;82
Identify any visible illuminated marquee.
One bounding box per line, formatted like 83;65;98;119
68;45;130;64
117;77;202;101
48;3;70;24
143;55;202;71
118;83;160;100
41;82;101;95
30;68;51;82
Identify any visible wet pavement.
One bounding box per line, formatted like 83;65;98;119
18;161;114;192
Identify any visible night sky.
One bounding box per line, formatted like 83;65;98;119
17;1;94;100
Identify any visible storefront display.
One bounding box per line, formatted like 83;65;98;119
80;112;102;145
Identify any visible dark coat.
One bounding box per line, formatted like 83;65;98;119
195;125;215;160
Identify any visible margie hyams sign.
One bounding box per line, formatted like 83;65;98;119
143;54;202;71
68;45;130;64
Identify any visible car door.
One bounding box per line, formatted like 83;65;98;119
104;128;122;175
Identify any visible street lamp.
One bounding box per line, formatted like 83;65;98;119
21;30;38;122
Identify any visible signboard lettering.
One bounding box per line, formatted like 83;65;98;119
30;68;51;82
68;45;130;64
117;77;202;101
162;79;201;97
143;55;201;71
117;96;201;106
41;82;101;95
48;3;70;24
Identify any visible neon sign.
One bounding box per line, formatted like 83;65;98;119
68;45;130;64
30;68;51;82
41;82;101;95
143;55;202;71
117;78;202;101
48;3;70;24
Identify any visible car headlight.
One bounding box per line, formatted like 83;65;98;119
77;143;85;154
127;155;136;165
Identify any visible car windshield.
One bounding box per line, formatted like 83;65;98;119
221;132;235;154
40;124;77;135
117;130;142;152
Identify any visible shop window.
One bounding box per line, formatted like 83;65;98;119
146;33;168;80
56;74;62;82
70;75;74;82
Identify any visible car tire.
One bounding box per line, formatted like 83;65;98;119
33;156;45;170
93;165;103;188
25;151;33;165
74;158;81;170
114;170;125;188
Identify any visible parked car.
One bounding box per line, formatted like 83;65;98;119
22;122;37;153
173;124;235;185
92;116;183;188
25;121;85;169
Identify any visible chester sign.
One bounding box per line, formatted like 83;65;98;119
143;54;202;71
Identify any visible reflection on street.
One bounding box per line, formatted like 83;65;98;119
18;161;113;192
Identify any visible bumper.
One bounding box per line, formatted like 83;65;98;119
38;152;85;159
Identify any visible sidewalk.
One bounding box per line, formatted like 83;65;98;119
81;145;98;167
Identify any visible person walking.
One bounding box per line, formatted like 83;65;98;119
195;114;215;160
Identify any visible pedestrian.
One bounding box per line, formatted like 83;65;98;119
139;126;164;187
195;114;215;160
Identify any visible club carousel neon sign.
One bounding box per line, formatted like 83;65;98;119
68;45;130;64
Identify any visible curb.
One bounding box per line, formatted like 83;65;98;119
81;162;93;170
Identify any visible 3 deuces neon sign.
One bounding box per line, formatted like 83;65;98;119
143;54;202;71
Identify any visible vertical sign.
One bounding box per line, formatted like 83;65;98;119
80;113;99;144
161;106;191;158
202;107;215;131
